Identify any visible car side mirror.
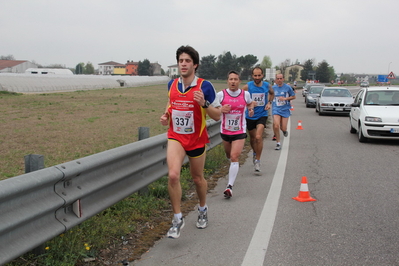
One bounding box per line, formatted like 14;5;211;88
351;102;360;107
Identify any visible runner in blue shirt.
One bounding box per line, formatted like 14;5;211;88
272;73;296;150
242;67;274;174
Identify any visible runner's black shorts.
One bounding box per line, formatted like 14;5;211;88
168;138;206;158
220;133;247;143
246;116;268;131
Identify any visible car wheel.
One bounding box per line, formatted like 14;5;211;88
349;118;356;134
358;122;367;142
315;104;319;113
318;106;323;115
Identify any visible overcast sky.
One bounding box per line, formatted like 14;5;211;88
1;0;398;75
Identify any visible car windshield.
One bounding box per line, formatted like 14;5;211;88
322;89;351;97
308;87;324;94
365;91;399;105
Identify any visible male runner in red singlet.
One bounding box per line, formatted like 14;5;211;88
160;45;221;239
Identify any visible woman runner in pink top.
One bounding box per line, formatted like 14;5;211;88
217;70;254;198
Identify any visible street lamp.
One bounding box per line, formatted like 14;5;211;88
388;62;392;74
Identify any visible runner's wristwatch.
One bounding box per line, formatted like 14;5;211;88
202;100;210;108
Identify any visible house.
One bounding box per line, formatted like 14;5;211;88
126;61;139;75
354;74;370;83
98;61;126;75
283;64;304;82
0;60;38;73
168;64;178;78
151;62;162;76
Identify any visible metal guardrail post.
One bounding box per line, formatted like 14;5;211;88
24;154;46;256
25;154;44;173
138;127;150;195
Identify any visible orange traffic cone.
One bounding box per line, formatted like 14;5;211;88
292;176;316;202
296;120;304;130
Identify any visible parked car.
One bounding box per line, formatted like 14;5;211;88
315;87;354;115
360;81;369;87
349;86;399;142
305;86;324;107
302;83;325;97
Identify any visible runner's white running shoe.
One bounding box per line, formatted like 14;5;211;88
167;217;185;239
196;207;208;229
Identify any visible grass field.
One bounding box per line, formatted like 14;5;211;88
2;80;237;265
0;80;228;180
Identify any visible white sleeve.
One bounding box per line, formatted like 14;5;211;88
244;91;253;104
215;91;224;105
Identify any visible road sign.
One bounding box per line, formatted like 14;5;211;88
387;71;396;79
377;75;388;82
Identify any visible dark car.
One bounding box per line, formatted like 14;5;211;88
302;83;325;97
305;86;324;108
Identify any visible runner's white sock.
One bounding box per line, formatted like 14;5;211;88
228;162;239;187
174;213;182;220
198;205;208;211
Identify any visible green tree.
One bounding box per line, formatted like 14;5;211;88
259;55;272;70
339;73;356;84
237;54;258;80
278;59;291;77
300;59;314;81
215;51;239;79
45;64;65;68
75;62;85;75
85;62;95;74
138;59;152;76
198;55;217;79
0;54;15;60
315;60;330;82
328;66;335;83
289;66;300;82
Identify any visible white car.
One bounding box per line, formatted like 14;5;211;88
349;86;399;142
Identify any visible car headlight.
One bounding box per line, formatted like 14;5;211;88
365;116;382;122
321;103;332;106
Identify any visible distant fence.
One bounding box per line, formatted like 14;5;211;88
0;74;170;93
0;119;222;265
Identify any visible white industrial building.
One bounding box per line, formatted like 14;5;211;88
25;68;73;75
0;60;38;73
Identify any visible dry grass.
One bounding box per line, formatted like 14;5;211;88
0;81;227;180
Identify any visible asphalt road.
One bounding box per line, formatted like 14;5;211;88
133;88;399;266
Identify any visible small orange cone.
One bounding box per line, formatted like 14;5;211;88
296;120;304;130
293;176;316;202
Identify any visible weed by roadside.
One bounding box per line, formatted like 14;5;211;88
7;145;228;265
1;82;236;265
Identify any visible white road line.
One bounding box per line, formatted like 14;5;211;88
241;120;291;266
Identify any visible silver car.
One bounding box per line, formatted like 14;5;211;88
315;87;354;115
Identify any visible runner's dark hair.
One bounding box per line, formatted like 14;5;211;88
176;45;200;71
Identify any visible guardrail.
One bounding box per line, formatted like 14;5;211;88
0;119;222;265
